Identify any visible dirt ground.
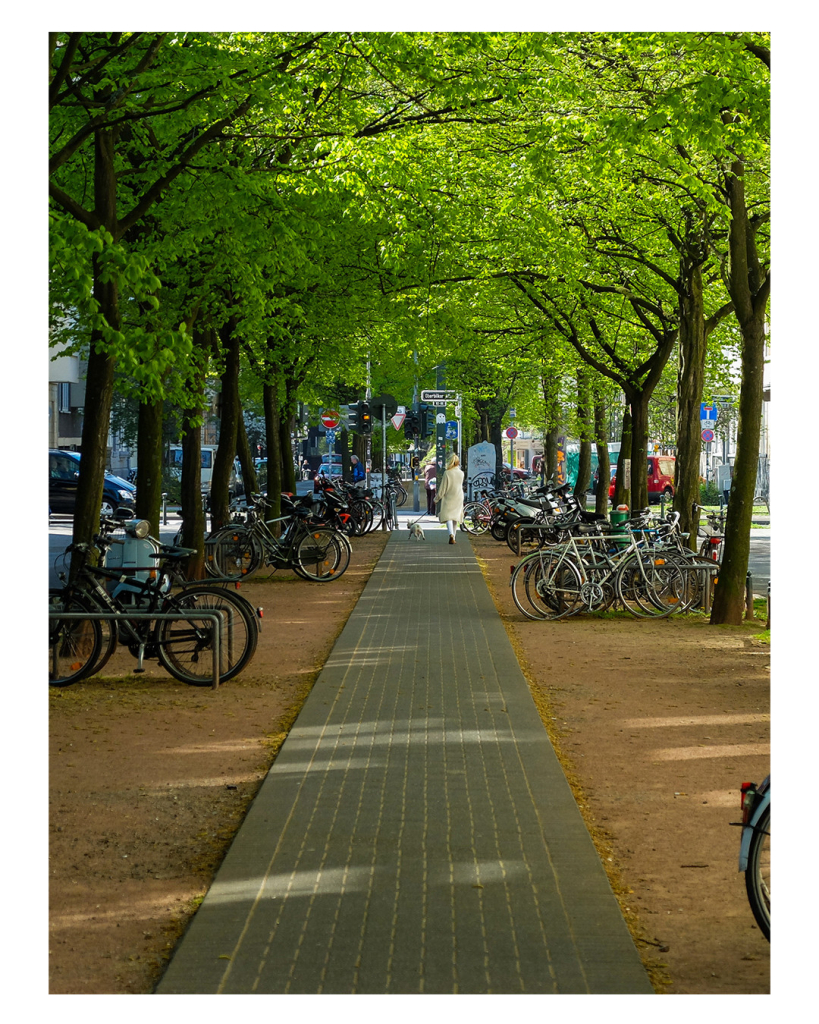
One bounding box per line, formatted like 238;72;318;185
49;527;770;995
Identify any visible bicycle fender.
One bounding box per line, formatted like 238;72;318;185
738;787;770;871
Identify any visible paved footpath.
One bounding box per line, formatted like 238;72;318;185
156;525;653;994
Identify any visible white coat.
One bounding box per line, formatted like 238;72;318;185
435;466;465;524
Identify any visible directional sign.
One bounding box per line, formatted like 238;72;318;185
391;412;406;430
701;428;715;443
321;409;340;429
420;389;457;402
506;426;519;439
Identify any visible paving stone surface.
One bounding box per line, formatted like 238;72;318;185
156;528;653;994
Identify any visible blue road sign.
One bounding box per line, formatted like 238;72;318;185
445;420;458;439
700;403;717;421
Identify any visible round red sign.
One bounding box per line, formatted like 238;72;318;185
321;409;340;429
505;426;519;439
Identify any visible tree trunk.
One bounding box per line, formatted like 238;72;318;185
674;248;723;548
711;154;770;624
69;130;120;575
593;395;610;516
135;396;164;534
542;373;560;484
279;408;297;494
612;399;632;509
574;368;592;508
134;393;162;532
236;407;258;499
628;389;650;511
263;380;283;525
210;319;240;531
180;346;208;580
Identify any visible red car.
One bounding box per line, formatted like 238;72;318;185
606;456;676;502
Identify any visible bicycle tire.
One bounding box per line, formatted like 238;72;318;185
461;502;489;535
670;553;720;611
490;517;510;542
615;552;682;618
745;804;770;940
210;528;263;580
156;587;257;685
49;589;103;686
507;518;545;553
510;557;547;620
294;528;348;581
525;553;584;620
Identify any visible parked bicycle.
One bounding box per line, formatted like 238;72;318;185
49;516;260;687
693;503;726;564
735;775;770;941
508;510;718;621
206;493;351;582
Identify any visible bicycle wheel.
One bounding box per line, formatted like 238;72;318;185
507;518;545;553
156;587;257;685
490;517;510;542
211;528;263;580
294;528;347;581
510;557;548;620
616;552;683;618
461;502;489;535
745;805;770;940
49;590;103;686
394;484;408;507
525;553;584;620
671;554;720;611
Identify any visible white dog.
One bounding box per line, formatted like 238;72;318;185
408;522;425;541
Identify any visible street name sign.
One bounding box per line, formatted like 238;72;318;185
420;389;457;402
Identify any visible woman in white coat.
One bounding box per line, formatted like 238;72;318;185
435;453;465;544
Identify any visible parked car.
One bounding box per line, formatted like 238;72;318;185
502;462;531;480
49;449;136;517
601;456;676;503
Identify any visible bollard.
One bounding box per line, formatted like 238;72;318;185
745;571;755;621
766;581;770;631
702;570;712;614
162;492;168;526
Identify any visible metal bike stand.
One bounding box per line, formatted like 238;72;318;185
48;610;226;689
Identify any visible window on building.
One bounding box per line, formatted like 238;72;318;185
58;383;71;413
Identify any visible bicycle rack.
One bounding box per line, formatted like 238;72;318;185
48;610;226;689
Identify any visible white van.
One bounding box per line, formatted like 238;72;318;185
167;445;243;500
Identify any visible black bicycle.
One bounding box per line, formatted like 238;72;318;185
50;521;260;687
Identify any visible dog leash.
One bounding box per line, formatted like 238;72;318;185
406;511;433;530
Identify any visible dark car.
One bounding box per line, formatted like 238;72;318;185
49;449;136;517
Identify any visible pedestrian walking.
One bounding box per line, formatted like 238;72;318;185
350;455;365;483
435;453;465;544
424;461;437;515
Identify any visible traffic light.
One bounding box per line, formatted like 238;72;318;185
404;411;419;439
360;403;372;433
345;402;360;432
419;403;433;438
